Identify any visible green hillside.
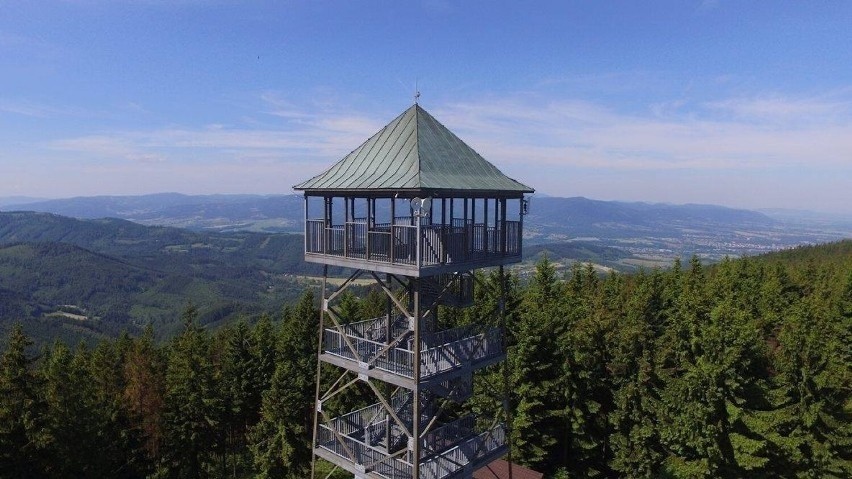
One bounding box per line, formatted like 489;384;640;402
0;212;321;343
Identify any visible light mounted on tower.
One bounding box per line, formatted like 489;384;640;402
521;196;531;215
410;196;432;217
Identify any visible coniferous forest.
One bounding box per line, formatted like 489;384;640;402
1;241;850;478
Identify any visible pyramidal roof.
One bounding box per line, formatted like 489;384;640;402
294;104;533;196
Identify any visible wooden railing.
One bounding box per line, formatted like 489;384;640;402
317;405;504;479
420;424;507;479
323;320;503;381
317;425;413;478
305;218;521;268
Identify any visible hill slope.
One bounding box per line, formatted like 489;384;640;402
8;193;848;260
0;212;320;343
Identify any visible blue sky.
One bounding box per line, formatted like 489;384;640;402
2;1;851;213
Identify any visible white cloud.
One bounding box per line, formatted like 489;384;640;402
27;87;852;212
0;99;66;118
703;92;852;123
433;91;852;172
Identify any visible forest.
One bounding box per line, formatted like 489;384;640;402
0;240;850;478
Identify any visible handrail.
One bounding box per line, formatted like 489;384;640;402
324;318;503;380
305;219;522;268
317;413;505;479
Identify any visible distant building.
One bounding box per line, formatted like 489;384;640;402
474;459;544;479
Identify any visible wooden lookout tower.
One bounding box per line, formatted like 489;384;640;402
295;104;533;479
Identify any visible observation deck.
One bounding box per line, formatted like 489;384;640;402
304;216;521;277
316;400;507;479
320;315;505;391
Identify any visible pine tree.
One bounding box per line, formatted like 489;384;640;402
0;324;50;478
768;290;851;478
656;257;774;477
39;341;103;477
250;291;318;478
158;305;223;478
511;257;564;471
123;324;166;464
220;318;267;476
87;339;147;477
250;314;278;403
557;264;613;477
609;270;665;478
336;290;362;324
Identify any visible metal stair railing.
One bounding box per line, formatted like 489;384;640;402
324;320;503;381
419;423;507;479
317;424;413;479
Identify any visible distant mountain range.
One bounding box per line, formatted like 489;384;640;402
4;193;850;260
1;193;304;232
1;193;850;346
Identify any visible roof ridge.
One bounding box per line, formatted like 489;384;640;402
294;103;533;194
414;104;422;189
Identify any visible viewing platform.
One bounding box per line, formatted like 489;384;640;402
320;316;505;389
304;217;522;277
316;404;508;479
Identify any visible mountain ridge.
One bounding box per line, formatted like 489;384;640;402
5;193;849;260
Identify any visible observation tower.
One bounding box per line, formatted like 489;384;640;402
295;103;533;479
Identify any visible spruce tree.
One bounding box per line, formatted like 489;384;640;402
769;292;851;478
609;270;665;477
87;339;147;477
159;305;223;478
656;257;774;477
0;324;50;478
250;291;318;478
558;263;613;477
511;257;564;471
219;321;247;473
123;324;166;464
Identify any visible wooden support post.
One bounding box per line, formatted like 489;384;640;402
519;197;525;257
310;265;328;479
501;198;508;256
412;276;421;479
390;197;396;263
499;264;514;479
484;197;489;255
303;194;309;255
464;197;469;261
441;197;447;264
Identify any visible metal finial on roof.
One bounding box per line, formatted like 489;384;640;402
414;79;420;104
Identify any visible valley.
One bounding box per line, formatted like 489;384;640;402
1;194;850;345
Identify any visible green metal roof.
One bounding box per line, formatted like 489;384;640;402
293;104;534;196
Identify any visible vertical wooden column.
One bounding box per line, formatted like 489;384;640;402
483;198;489;255
499;264;514;479
500;197;508;256
411;276;421;479
464;198;469;261
390;197;396;263
366;198;372;261
441;197;447;264
323;197;331;255
519;198;525;257
343;197;349;258
303;194;309;255
310;264;328;479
